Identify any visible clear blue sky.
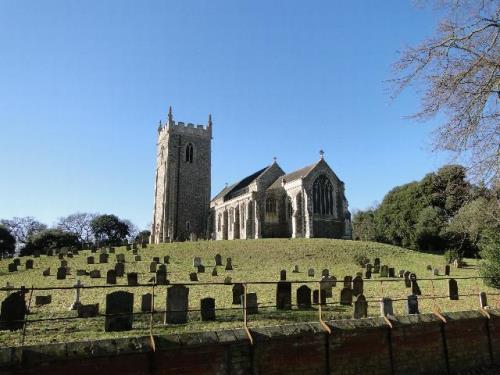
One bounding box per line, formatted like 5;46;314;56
0;1;450;230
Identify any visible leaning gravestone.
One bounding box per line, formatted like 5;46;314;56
78;304;99;318
56;267;67;280
244;293;258;314
200;298;216;321
0;292;27;331
25;259;34;270
127;272;138;286
340;288;353;306
105;291;133;332
106;270;117;284
276;282;292;310
308;268;315;277
141;293;152;312
380;297;394;316
297;285;311;309
280;270;286;281
165;285;189;324
115;262;125;277
232;283;244;305
60;259;68;268
449;279;459;300
352;276;364;296
313;289;326;305
214;254;222;266
193;257;202;267
353;295;368;319
406;295;419;314
225;258;233;271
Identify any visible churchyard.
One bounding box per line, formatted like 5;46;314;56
0;238;497;347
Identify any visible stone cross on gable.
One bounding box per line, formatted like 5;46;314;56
319;149;324;159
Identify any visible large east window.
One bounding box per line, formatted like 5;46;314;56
313;175;334;215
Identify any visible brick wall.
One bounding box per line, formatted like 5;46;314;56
1;310;498;374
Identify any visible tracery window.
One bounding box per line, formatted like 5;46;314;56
265;197;277;214
313;175;334;215
185;143;194;163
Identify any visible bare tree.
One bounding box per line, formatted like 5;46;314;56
0;217;47;245
391;0;499;184
57;212;98;244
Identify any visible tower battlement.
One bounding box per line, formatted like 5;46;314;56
158;107;212;139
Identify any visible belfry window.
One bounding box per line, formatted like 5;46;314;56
313;175;334;215
185;143;194;163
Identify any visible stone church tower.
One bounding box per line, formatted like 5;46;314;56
151;107;212;243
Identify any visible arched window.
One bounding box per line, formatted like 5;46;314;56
287;197;293;219
217;213;222;232
241;203;246;228
229;207;234;231
265;197;277;214
313;175;334;215
185;143;194;163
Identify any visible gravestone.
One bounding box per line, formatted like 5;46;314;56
135;255;141;262
232;283;244;305
445;265;450;276
399;270;405;278
60;260;68;268
153;257;160;264
280;270;286;281
225;258;233;271
479;292;488;308
380;265;389;277
165;285;189;324
0;292;27;331
244;293;258;314
293;265;299;273
404;271;411;288
99;253;108;264
115;263;125;277
141;293;152;312
340;288;353;306
35;295;51;306
8;263;17;272
353;295;368;319
343;276;352;289
321;269;329;277
374;258;380;267
127;272;138;286
105;291;133;332
308;268;315;277
224;277;232;284
116;254;125;263
56;267;67;280
78;304;99;318
388;268;395;278
365;269;372;279
25;259;34;270
313;289;326;305
156;268;168;285
77;269;88;276
107;270;117;284
70;279;83;310
449;279;459;300
189;272;198;282
373;264;380;274
42;268;50;277
433;268;439;276
214;254;222;266
150;262;157;273
352;276;363;296
365;263;373;272
197;265;205;273
406;295;419;314
211;267;217;276
193;257;202;267
200;298;215;321
410;273;421;295
380;297;394;316
320;276;335;298
90;270;101;278
297;285;311;309
276;282;292;310
87;256;95;265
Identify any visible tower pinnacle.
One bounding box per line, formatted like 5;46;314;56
208;113;212;127
168;106;174;125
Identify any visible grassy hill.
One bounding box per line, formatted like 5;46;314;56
0;239;495;347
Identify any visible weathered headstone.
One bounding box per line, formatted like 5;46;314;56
116;254;125;263
244;293;258;314
320;276;335;298
35;295;52;306
352;276;363;296
365;269;372;279
132;243;138;250
0;292;27;331
313;289;326;305
150;262;157;273
280;270;286;281
225;258;233;271
127;272;138;286
115;262;125;277
448;279;459;300
297;285;311;309
200;298;216;321
165;285;189;324
406;295;419;314
193;257;202;267
99;253;109;264
276;282;292;310
156;268;168;285
25;259;34;270
433;268;440;276
479;292;488;308
58;253;64;260
8;263;17;272
232;283;244;305
164;256;170;264
404;271;411;288
388;268;395;278
105;291;133;332
197;265;205;273
141;242;147;249
70;279;83;310
308;268;315;277
87;256;95;265
56;267;67;280
107;269;117;284
90;270;101;278
214;254;222;266
340;288;353;306
141;293;152;312
343;276;352;289
78;304;99;318
380;265;389;278
380;297;394;316
189;272;198;282
293;265;299;273
353;295;368;319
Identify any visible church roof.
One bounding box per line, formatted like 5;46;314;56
212;165;270;202
267;162;317;190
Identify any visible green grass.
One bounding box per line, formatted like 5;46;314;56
0;238;497;347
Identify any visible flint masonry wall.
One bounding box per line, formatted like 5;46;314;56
1;310;498;375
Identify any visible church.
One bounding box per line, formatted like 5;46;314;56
150;108;352;243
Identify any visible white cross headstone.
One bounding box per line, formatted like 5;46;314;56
70;279;83;310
